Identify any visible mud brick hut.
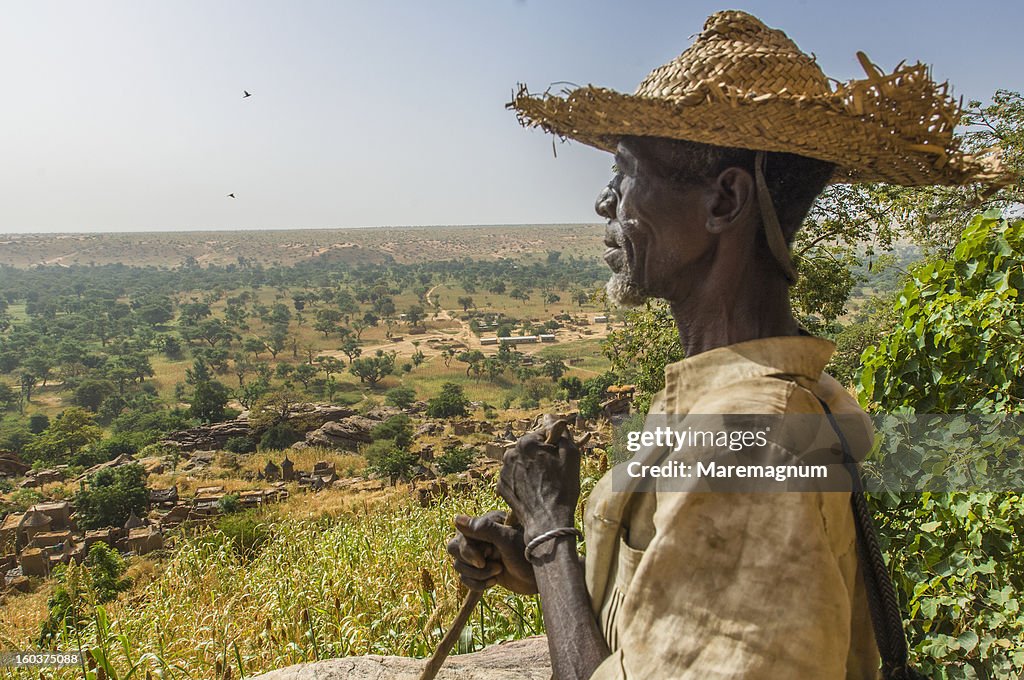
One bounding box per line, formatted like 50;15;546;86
31;501;70;530
126;527;163;555
18;547;49;577
18;508;52;548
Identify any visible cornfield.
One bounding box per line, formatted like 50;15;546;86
0;484;554;679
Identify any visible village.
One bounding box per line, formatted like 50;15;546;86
0;386;635;599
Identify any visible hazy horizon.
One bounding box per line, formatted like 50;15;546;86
1;221;596;237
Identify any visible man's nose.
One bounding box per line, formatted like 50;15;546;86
595;185;618;219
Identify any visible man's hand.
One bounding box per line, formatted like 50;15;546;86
497;419;582;543
446;511;538;594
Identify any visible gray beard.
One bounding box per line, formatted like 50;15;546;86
605;269;648;309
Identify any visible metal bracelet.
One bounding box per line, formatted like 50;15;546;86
523;526;583;563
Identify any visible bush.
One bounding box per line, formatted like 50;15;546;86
74;464;148;530
38;543;131;645
5;488;43;513
111;407;192;437
578;393;603;420
371;414;413;450
437;446;476;475
225;436;257;454
79;431;149;467
385;386;417;410
218;493;241;514
519;396;540;409
188;380;232;424
333;392;363;406
28;413;49;434
259;423;302;451
38;562;88;645
84;542;131;603
558;376;585;400
426;383;470;418
0;416;34;455
364;439;418;484
216;511;273;559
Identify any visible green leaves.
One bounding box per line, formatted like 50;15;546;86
860;213;1024;414
872;492;1024;677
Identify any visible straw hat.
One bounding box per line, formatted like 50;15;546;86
509;10;1014;189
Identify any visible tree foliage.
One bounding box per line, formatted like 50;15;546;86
856;213;1024;676
25;406;103;464
860;212;1023;413
426;382;470;418
74;463;149;530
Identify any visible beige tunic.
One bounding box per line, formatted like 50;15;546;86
584;336;880;679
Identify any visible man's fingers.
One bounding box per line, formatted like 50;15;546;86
446;533;487;569
459;574;497;593
454;559;503;583
454;513;512;544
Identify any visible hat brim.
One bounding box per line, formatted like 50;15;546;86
511;85;1013;189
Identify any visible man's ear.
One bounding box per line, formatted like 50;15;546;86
704;167;756;234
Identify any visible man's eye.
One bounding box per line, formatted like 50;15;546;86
611;164;620;175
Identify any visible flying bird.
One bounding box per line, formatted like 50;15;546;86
227;193;236;198
242;90;252;98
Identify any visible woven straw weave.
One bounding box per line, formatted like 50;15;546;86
509;10;1014;189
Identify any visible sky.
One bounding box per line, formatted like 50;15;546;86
0;0;1021;234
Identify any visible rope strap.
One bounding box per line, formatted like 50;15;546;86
754;151;798;284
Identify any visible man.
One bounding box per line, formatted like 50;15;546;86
448;10;1010;679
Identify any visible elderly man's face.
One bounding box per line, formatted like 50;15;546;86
596;139;714;307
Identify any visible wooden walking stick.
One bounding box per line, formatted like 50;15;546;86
419;417;578;680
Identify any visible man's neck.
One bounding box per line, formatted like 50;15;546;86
668;261;801;357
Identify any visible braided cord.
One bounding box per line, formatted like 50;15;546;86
817;398;925;680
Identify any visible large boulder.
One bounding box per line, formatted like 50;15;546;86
251;636;549;679
304;416;380;451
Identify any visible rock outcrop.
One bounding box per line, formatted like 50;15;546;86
302;416;380;451
161;420;252;452
251;636;550;679
160;405;362;452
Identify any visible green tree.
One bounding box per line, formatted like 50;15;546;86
364;439;418;485
314;355;345;379
189;379;231;424
0;382;16;411
437;445;476;475
542;357;568;382
349;350;396;387
371;414;413;450
851;212;1024;675
406;304;425;329
339;336;363;362
26;407;103;464
74;464;148;530
84;542;132;603
426;382;470;418
602;301;685;413
314;309;343;337
385;386;417;410
457;350;485;378
73;378;117;413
